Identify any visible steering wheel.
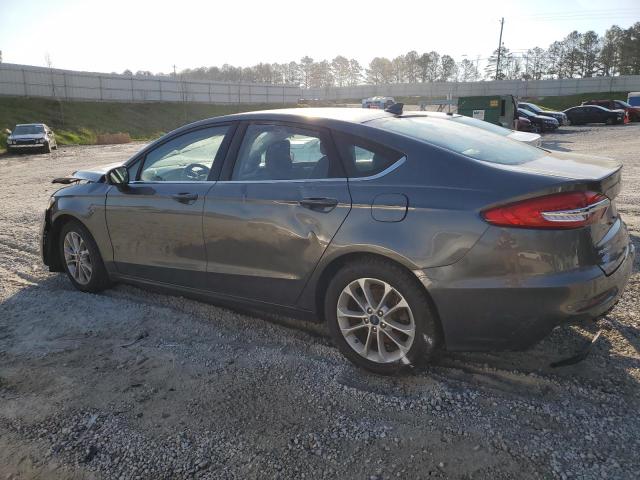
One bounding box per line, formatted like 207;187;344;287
184;163;210;180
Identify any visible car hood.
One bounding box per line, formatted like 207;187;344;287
535;110;565;116
532;114;558;122
52;162;122;184
497;151;621;181
10;134;45;140
507;130;542;146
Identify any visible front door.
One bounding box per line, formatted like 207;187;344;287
106;125;232;288
203;122;351;306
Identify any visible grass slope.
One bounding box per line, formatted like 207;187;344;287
0;97;294;152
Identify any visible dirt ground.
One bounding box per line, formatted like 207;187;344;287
1;124;639;480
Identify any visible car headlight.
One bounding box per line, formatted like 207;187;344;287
37;138;46;144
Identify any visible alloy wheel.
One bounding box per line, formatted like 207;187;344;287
337;278;416;363
63;231;92;285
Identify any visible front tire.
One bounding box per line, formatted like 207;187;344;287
59;220;111;292
325;258;441;375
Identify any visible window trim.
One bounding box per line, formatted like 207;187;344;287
219;120;346;183
347;156;406;182
129;122;236;184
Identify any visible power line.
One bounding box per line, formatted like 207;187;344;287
495;17;505;80
514;8;640;19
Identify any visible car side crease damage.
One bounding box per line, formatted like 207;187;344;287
41;107;634;374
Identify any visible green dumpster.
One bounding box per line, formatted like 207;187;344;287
457;95;517;128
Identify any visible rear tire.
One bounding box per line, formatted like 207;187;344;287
59;220;111;293
325;258;441;375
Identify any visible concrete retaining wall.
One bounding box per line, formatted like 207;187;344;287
0;63;302;104
306;76;640;101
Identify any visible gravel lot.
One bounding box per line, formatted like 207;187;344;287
1;124;639;480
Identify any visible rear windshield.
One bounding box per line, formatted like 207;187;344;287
369;116;545;165
448;115;511;136
13;125;44;135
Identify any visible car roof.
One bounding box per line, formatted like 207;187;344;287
229;107;394;123
16;123;46;127
170;108;400;136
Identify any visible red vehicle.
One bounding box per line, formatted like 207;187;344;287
515;116;534;132
582;99;639;122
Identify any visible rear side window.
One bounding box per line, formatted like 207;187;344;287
332;131;404;178
369;116;545;166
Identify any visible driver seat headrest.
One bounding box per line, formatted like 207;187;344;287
265;140;292;177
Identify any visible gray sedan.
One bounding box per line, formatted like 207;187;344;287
41;107;634;374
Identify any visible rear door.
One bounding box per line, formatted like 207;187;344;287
591;107;607;123
106;124;233;288
203;122;351;305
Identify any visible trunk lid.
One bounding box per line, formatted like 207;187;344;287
494;151;627;275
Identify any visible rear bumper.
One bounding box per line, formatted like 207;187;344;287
424;239;635;352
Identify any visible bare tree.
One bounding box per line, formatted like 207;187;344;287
331;56;351;87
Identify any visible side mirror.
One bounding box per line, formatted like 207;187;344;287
107;166;129;186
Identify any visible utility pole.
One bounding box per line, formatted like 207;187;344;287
495;17;504;81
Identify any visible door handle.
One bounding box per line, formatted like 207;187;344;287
299;197;338;212
170;192;198;204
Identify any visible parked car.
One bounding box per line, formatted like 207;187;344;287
6;123;57;153
414;111;541;146
563;105;625;125
42;107;634;374
515;116;534;132
582;99;639;122
517;102;568;125
362;96;395;109
517;108;559;132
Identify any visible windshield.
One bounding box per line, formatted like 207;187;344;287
524;103;543;113
369;116;545;165
13;125;44;135
448;115;511;136
518;108;533;118
615;100;631;108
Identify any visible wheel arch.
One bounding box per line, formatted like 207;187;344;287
46;213;90;272
313;251;446;348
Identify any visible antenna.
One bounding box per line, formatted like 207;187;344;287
385;103;404;115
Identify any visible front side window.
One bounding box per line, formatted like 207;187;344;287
232;124;340;181
139;126;228;182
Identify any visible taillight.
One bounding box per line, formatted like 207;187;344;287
482;191;609;229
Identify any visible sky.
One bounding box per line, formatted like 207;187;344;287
1;0;639;74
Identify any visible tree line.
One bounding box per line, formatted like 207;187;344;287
126;22;640;87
